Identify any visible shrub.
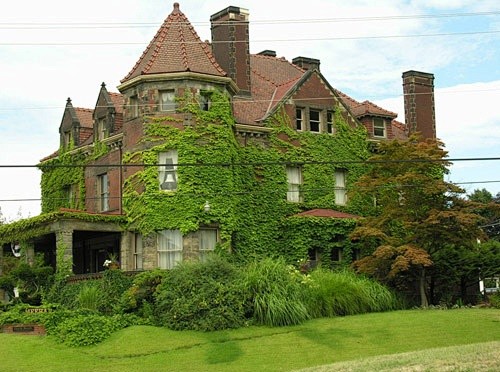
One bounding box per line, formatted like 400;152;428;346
154;256;246;331
242;257;309;327
303;268;398;317
54;313;120;346
98;269;133;314
119;268;168;319
490;292;500;308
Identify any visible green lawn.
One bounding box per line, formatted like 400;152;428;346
1;308;499;372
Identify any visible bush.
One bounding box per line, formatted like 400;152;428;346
489;292;500;308
98;269;133;314
54;313;120;346
303;268;398;317
154;256;246;331
119;268;168;319
242;257;309;327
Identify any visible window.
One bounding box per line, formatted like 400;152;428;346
295;108;304;131
199;91;213;111
373;117;386;137
286;166;302;202
160;90;176;112
97;118;106;140
133;233;143;270
327;110;334;134
68;183;78;207
130;96;139;118
309;109;321;133
158;150;178;191
98;174;109;212
334;169;347;205
330;248;343;262
64;131;72;147
199;229;217;262
158;230;183;269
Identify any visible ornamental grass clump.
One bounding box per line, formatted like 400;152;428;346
242;257;309;327
303;268;398;317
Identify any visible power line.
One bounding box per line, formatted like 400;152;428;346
1;10;499;29
2;29;499;46
1;156;499;169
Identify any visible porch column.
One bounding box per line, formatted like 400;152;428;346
120;231;133;271
55;229;74;275
24;241;35;265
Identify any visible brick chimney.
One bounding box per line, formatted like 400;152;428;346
402;70;436;139
210;6;251;95
292;56;321;72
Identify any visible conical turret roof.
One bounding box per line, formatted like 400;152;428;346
121;2;226;83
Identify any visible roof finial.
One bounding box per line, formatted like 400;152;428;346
66;97;72;104
101;82;106;88
173;2;179;12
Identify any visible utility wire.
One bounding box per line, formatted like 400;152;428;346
0;156;499;169
2;29;500;46
1;10;499;29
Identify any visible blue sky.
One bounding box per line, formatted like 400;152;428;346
0;0;499;221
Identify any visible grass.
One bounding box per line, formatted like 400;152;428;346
0;308;499;371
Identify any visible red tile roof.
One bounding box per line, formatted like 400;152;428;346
109;92;124;114
351;100;397;119
233;55;304;124
293;209;360;219
121;3;226;83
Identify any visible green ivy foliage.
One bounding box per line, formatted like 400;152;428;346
122;92;370;261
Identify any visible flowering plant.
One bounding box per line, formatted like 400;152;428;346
103;259;113;268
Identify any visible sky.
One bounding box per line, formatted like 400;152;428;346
0;0;499;221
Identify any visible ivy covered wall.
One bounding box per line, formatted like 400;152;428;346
121;92;371;262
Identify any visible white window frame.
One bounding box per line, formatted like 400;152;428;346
373;117;386;138
158;150;178;191
286;166;303;203
98;173;109;212
199;229;218;262
334;169;347;206
160;90;176;112
158;229;183;269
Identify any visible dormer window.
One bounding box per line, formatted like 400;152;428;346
97;118;106;141
374;117;386;138
63;131;72;146
160;90;176;112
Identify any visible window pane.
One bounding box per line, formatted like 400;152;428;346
99;174;109;211
374;117;386;137
327;111;334;134
159;150;178;191
199;229;217;262
160;90;176;111
286;166;302;202
158;230;182;269
335;169;347;205
295;108;303;131
310;109;320;132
